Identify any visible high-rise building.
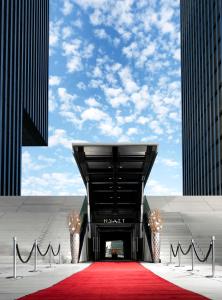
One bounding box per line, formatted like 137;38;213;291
0;0;49;195
181;0;222;195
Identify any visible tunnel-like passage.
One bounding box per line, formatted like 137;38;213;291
73;144;158;261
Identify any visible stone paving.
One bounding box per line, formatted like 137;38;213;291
0;263;91;300
0;262;221;300
142;262;222;300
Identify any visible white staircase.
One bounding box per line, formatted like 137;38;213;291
159;211;222;265
0;196;85;265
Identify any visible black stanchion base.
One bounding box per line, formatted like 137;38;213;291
6;276;23;280
29;270;41;273
46;265;56;269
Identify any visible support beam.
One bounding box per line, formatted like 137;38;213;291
86;181;91;238
140;181;144;238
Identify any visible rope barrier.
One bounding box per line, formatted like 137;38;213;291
51;244;60;256
192;242;212;263
11;237;61;279
179;243;192;256
16;243;35;264
37;244;51;257
170;236;215;277
170;244;179;257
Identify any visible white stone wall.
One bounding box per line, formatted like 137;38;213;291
0;196;84;264
1;195;222;264
146;196;222;263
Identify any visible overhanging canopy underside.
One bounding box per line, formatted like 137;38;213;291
72;144;158;220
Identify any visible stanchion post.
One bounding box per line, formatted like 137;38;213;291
13;237;17;279
34;240;37;272
178;242;181;267
49;243;52;268
59;245;61;264
212;236;215;277
170;244;172;264
191;239;194;271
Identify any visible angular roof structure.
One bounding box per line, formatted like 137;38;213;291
72;144;158;221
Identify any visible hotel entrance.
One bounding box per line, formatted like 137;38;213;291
93;223;138;261
73;144;158;262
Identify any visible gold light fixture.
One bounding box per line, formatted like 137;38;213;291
68;211;81;234
148;209;163;233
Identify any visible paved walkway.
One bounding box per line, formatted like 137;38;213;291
142;262;222;300
17;262;208;300
0;262;221;299
0;263;90;300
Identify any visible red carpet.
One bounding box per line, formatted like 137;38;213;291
18;262;208;300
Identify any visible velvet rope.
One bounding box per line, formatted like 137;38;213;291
16;243;35;263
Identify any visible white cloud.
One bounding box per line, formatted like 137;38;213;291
62;40;94;73
62;26;72;39
80;106;123;138
49;128;87;149
99;122;122;137
49;90;57;112
137;116;150;125
169;111;181;122
49;129;72;149
73;19;83;28
92;66;103;78
76;82;86;90
22;172;85;196
146;179;180;195
103;87;129;108
141;136;158;142
49;20;62;54
122;42;138;58
85;97;101;107
131;85;149;112
81;107;108;122
34;0;182;195
149;120;163;135
118;135;130;142
74;0;106;10
22;151;45;171
22;151;57;175
116;112;136;126
161;158;179;167
127;127;138;136
67;56;82;72
62;39;81;56
94;28;110;40
119;67;139;94
138;43;156;66
61;0;73;16
173;48;181;60
58;87;76;111
82;43;94;59
49;76;61;86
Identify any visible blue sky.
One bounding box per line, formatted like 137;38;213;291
22;0;182;196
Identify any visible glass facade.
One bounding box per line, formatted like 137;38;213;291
0;0;49;195
181;0;222;195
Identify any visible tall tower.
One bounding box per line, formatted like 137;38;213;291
0;0;49;195
181;0;222;195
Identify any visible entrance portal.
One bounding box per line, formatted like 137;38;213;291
100;230;132;260
92;223;138;261
73;144;158;262
105;240;124;259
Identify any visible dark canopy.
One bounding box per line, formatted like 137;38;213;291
72;144;158;222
